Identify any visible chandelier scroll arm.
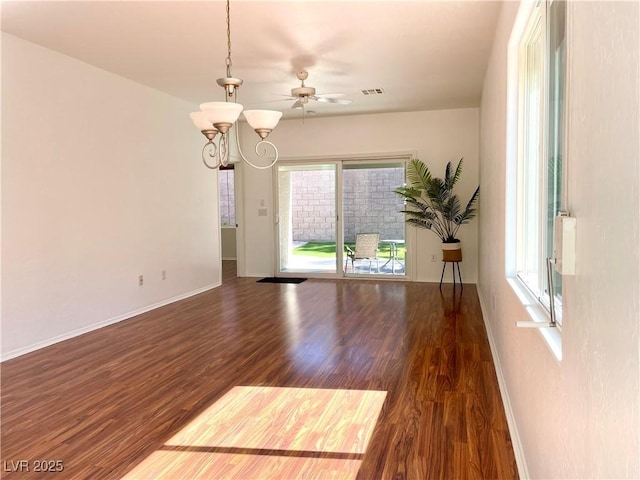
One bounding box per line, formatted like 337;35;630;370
201;138;222;170
234;124;279;170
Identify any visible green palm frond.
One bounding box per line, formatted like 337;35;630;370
443;195;462;222
445;162;453;189
462;186;480;216
406;158;432;191
452;186;480;237
401;197;429;213
452;159;463;188
444;159;464;191
393;186;421;201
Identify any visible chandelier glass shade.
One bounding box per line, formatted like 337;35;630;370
189;111;215;133
190;0;282;170
243;110;283;136
200;102;243;130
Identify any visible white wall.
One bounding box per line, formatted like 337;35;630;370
1;34;221;360
479;2;639;479
238;108;480;282
221;227;237;260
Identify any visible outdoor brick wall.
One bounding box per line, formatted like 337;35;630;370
343;167;405;242
291;167;405;243
291;170;336;242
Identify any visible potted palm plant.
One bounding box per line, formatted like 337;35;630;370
394;158;479;262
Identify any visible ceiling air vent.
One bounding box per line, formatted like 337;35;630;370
361;88;384;96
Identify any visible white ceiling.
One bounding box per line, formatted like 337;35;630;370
1;1;502;119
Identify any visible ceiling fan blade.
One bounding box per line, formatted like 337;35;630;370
259;97;295;104
313;96;352;105
291;99;303;109
315;93;347;99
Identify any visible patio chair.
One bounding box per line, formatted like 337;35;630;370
345;233;380;274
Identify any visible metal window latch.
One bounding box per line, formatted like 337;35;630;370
554;212;576;276
516;257;558;329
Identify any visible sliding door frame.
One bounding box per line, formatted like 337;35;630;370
275;160;342;278
273;152;415;281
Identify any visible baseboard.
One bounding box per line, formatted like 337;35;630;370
1;283;220;362
477;285;529;479
245;272;272;278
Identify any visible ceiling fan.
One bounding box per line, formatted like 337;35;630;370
282;70;352;110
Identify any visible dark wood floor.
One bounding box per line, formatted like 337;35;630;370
1;261;518;479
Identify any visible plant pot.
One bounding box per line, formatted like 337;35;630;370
442;241;462;262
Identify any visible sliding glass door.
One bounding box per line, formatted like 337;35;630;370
276;158;407;278
343;161;406;276
277;163;338;274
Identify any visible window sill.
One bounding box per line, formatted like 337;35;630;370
507;277;563;362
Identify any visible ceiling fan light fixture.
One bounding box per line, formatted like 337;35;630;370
284;70;352;114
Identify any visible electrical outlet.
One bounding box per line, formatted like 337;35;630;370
162;270;166;280
139;275;144;286
431;254;438;262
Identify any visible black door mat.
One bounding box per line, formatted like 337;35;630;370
257;277;307;284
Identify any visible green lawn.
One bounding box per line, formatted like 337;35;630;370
293;241;405;260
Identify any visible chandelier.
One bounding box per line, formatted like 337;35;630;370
189;0;282;170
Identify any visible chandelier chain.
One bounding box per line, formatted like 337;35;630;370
225;0;232;78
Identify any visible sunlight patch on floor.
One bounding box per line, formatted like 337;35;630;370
122;450;363;479
122;386;387;480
